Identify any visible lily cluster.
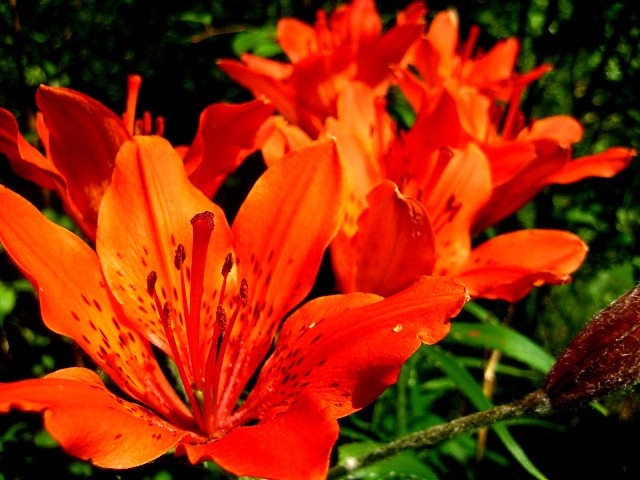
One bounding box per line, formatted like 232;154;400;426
0;0;635;479
220;0;635;301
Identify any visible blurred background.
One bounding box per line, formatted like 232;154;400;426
0;0;639;478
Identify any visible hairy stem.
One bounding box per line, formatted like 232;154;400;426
327;389;553;479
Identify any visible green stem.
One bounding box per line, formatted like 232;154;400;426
327;389;553;479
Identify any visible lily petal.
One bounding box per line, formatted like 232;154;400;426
98;136;232;362
0;368;190;469
355;22;424;91
177;393;338;480
347;181;436;296
183;99;275;198
0;185;192;424
278;18;319;63
217;58;301;129
452;229;588;301
36;85;132;237
220;139;345;414
429;144;492;273
244;276;467;419
0;107;62;191
472;146;568;234
260;116;313;166
468;38;519;92
546;147;637;184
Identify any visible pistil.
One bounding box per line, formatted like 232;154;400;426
123;74;142;135
186;212;215;390
122;74;166;136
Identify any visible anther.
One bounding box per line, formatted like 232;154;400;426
222;253;233;276
175;244;186;270
240;278;249;307
146;270;164;315
206;278;250;431
216;305;228;334
162;302;174;328
218;252;233;306
147;271;158;296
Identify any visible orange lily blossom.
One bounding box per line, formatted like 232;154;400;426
217;0;426;137
0;75;275;240
394;8;637;232
263;81;589;301
0;135;468;478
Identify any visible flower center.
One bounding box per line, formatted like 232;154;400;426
146;211;248;437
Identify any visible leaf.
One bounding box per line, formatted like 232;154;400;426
232;27;282;58
0;280;17;328
442;322;556;373
425;345;549;480
338;441;439;479
178;11;213;26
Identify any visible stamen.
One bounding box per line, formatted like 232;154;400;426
155;116;165;136
172;243;193;386
204;278;250;432
374;97;388;162
217;304;228;334
459;25;480;77
144;216;250;437
146;271;158;296
315;10;332;52
202;304;225;426
219;253;233;306
143;111;153;136
174;244;186;269
146;271;164;315
239;278;249;307
420;147;453;202
489;102;506;141
501;64;552;139
158;300;206;433
122;74;166;137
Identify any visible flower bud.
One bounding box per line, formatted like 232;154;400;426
543;284;640;407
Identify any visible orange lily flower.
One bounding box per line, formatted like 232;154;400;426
0;135;468;478
266;81;588;301
218;0;426;137
395;9;636;233
0;75;274;240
